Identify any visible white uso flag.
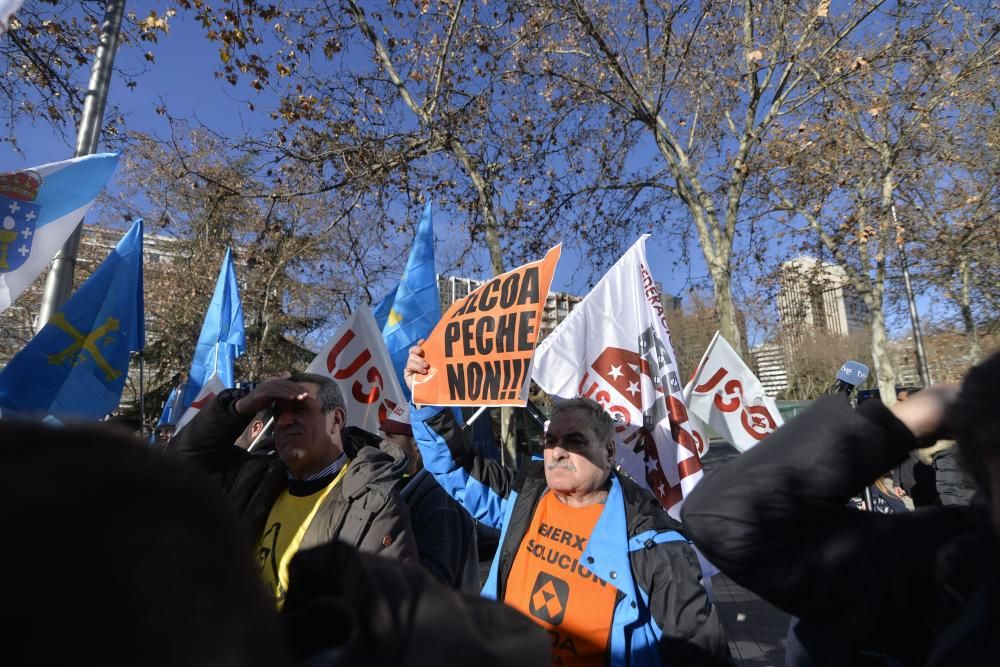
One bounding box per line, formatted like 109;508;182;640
174;373;225;433
532;235;704;519
306;304;405;433
681;387;712;459
685;332;783;453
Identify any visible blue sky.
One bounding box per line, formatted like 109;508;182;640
2;7;715;304
2;4;944;350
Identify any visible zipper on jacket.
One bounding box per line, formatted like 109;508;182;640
498;481;546;600
355;506;379;548
498;550;512;592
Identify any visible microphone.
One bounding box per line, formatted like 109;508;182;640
830;360;869;397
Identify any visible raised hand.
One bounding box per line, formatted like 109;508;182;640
403;341;430;393
889;384;959;445
234;373;309;416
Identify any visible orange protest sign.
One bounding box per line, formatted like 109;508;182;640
413;245;562;406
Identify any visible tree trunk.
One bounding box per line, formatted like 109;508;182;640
499;406;517;469
958;257;983;364
710;268;744;358
868;296;897;406
450;140;506;275
872;164;898;405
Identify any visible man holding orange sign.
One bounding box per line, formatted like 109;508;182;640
404;247;731;666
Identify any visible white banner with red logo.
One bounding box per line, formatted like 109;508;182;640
306;304;405;433
174;373;225;433
531;235;704;519
685;332;783;453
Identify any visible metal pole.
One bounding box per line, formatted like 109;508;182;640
248;417;274;452
462;405;490;430
138;351;145;433
37;0;127;328
891;204;932;386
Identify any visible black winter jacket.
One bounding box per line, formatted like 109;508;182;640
682;395;999;666
281;540;549;667
933;448;977;507
401;469;480;590
168;389;418;561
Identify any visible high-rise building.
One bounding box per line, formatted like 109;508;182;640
750;342;789;398
760;257;872;398
778;257;869;347
437;275;485;313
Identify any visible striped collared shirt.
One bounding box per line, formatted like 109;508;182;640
291;453;347;482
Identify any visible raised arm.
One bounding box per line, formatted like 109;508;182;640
168;376;307;475
681;390;975;641
166;389;253;475
406;344;517;529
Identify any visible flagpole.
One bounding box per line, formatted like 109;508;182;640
37;0;127;328
248;417;274;452
462;405;489;431
137;351;145;434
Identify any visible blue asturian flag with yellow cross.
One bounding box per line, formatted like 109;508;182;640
0;219;144;421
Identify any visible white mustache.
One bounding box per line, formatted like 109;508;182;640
547;461;576;472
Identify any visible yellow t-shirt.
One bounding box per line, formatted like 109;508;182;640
255;465;348;607
506;492;618;667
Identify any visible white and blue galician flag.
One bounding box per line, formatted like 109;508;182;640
0;219;144;421
0;153;120;313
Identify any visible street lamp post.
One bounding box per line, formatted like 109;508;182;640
36;0;127;328
891;203;932;387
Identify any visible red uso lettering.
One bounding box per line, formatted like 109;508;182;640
691;367;743;413
693;366;777;441
325;329;372;379
607;404;631;431
741;404;777;440
714;378;743;413
594;390;633;432
353;365;383;405
691;430;707;456
326;328;396;423
692;366;727;393
578;371;598;398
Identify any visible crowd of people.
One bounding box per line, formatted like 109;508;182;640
3;344;997;666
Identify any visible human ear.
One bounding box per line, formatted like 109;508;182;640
327;406;347;435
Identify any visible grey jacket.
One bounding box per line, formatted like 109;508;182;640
168;388;418;561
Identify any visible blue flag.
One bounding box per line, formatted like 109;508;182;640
155;383;182;428
380;201;441;398
0;219;144;420
178;247;245;414
372;280;399;332
0;153;119;313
